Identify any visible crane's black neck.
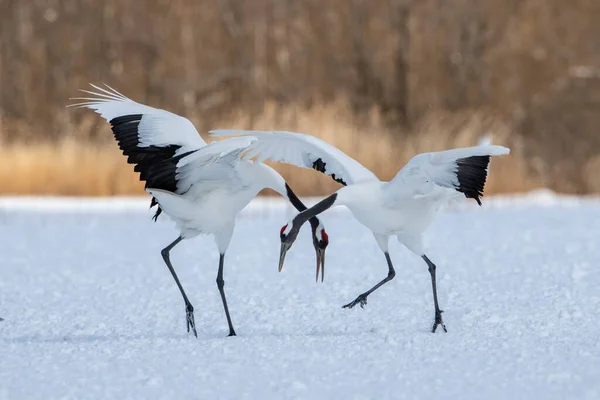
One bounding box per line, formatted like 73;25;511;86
295;193;338;225
285;183;320;230
285;183;307;212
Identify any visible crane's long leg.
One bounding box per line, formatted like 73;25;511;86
161;236;197;337
343;252;396;309
422;255;447;333
216;254;236;337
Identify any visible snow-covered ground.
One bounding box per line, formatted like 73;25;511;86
1;192;599;399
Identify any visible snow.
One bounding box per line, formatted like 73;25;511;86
1;192;599;399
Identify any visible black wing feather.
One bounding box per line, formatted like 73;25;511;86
311;158;347;186
455;155;491;205
145;150;198;194
109;114;187;220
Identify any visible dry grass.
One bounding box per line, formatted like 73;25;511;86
0;101;536;197
0;139;143;196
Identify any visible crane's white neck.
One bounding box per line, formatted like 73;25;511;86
249;163;317;219
250;163;288;198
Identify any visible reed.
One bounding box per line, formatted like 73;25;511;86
0;101;535;196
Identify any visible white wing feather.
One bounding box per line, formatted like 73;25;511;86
172;136;257;195
209;129;379;185
389;145;510;197
70;84;206;152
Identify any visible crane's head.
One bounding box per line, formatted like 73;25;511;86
278;217;329;282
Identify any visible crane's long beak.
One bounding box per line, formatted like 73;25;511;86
315;247;325;283
278;241;291;273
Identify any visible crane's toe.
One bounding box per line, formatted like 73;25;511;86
431;309;447;333
185;303;197;338
342;294;368;309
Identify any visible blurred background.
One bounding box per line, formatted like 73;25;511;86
0;0;598;197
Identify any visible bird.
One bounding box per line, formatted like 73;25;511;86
69;84;330;337
209;129;510;333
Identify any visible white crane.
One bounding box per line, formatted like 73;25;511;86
210;129;510;333
69;85;330;338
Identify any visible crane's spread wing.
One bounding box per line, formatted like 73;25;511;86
69;84;206;179
145;136;257;197
70;84;208;219
209;129;379;186
389;145;510;204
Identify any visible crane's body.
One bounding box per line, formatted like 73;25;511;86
70;85;329;338
336;182;448;244
212;128;510;333
148;161;284;249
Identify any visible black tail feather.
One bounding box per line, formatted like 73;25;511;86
152;206;162;222
150;197;162;222
455;155;491;205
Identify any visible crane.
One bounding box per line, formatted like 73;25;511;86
210;129;510;333
70;86;329;337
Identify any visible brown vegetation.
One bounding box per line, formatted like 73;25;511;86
0;101;532;196
0;0;598;196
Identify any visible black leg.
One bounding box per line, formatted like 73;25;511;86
422;255;447;333
216;254;236;337
161;236;197;338
343;252;396;309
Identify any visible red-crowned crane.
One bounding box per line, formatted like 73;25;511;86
70;86;329;337
210;129;510;333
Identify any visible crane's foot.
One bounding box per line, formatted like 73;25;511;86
185;303;197;338
431;309;447;333
228;330;237;337
342;293;368;309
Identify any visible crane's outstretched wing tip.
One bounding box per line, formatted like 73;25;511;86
65;101;83;108
79;84;129;102
490;145;510;156
475;145;510;156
